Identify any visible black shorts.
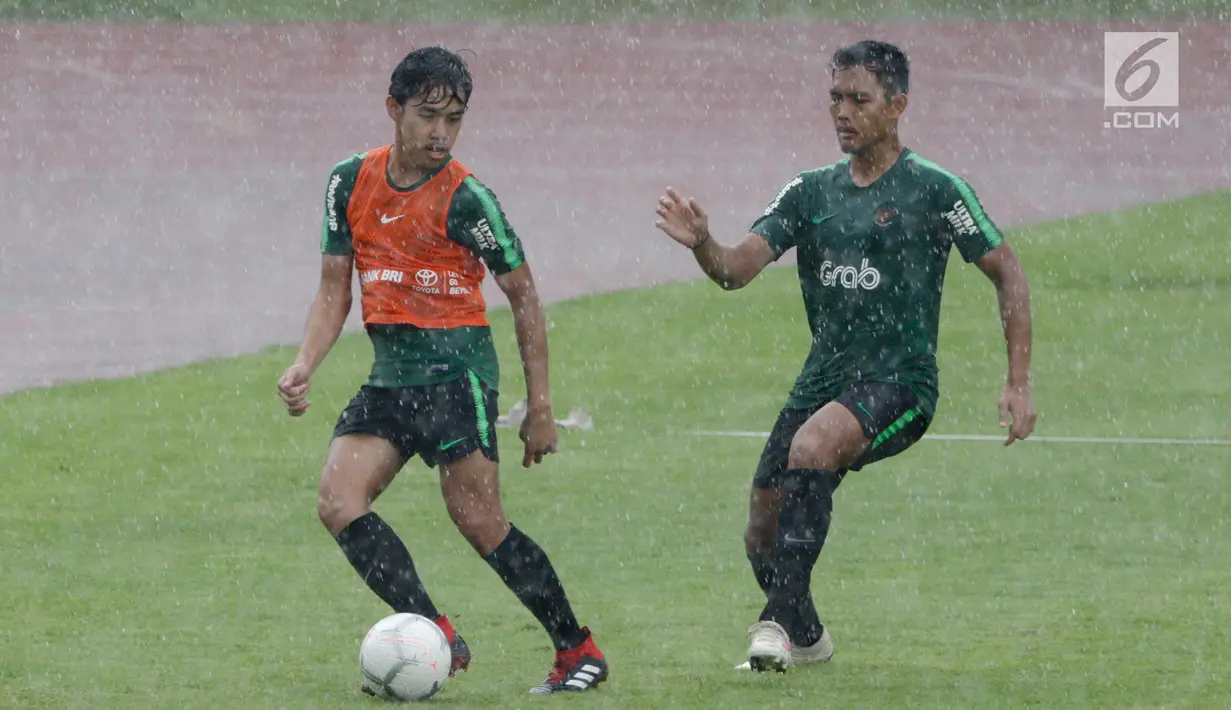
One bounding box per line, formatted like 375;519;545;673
331;374;500;469
752;382;931;489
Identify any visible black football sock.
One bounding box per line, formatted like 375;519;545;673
759;469;841;644
748;551;775;596
795;594;825;648
334;511;440;619
484;524;587;651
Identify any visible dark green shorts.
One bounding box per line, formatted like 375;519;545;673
752;381;931;489
331;372;499;469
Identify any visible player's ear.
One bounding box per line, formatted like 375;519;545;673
888;92;908;119
386;95;402;123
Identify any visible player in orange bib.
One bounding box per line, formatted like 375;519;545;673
276;46;608;696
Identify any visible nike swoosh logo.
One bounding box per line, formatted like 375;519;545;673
857;402;873;418
439;437;467;451
380;214;404;224
812;214;836;224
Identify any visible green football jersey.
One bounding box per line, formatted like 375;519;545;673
749;148;1005;416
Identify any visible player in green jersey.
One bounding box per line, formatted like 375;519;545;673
654;40;1037;672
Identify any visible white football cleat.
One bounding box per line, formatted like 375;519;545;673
736;626;834;671
744;621;793;673
791;627;835;664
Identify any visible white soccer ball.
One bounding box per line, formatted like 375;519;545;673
359;613;452;702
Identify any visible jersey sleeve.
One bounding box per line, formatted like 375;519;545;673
936;175;1005;263
319;154;364;255
445;176;527;275
748;173;809;259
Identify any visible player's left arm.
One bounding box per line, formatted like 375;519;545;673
945;178;1037;446
495;263;558;467
447;177;557;467
976;243;1037;446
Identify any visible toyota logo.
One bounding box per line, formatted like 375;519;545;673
416;269;438;287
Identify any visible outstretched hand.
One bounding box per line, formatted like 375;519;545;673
998;383;1037;446
655;187;711;248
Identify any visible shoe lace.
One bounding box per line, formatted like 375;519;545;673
545;646;582;685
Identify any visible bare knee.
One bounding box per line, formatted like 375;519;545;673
788;429;835;470
451;507;509;556
788;405;868;470
315;436;402;536
317;483;369;536
440;453;509;556
316;492;361;537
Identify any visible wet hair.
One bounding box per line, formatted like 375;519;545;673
830;40;909;99
389;46;474;107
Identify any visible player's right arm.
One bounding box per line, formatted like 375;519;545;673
286;254;353;377
278;156;362;417
654;176;804;290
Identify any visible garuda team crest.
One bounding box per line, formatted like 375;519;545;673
873;204;898;228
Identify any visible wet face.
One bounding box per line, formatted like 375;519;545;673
828;65;907;154
386;87;468;169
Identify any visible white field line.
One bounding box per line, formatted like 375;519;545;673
688;431;1231;447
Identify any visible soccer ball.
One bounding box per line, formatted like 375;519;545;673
359;613;452;702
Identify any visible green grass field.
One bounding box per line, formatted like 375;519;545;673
2;0;1228;22
2;190;1228;709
